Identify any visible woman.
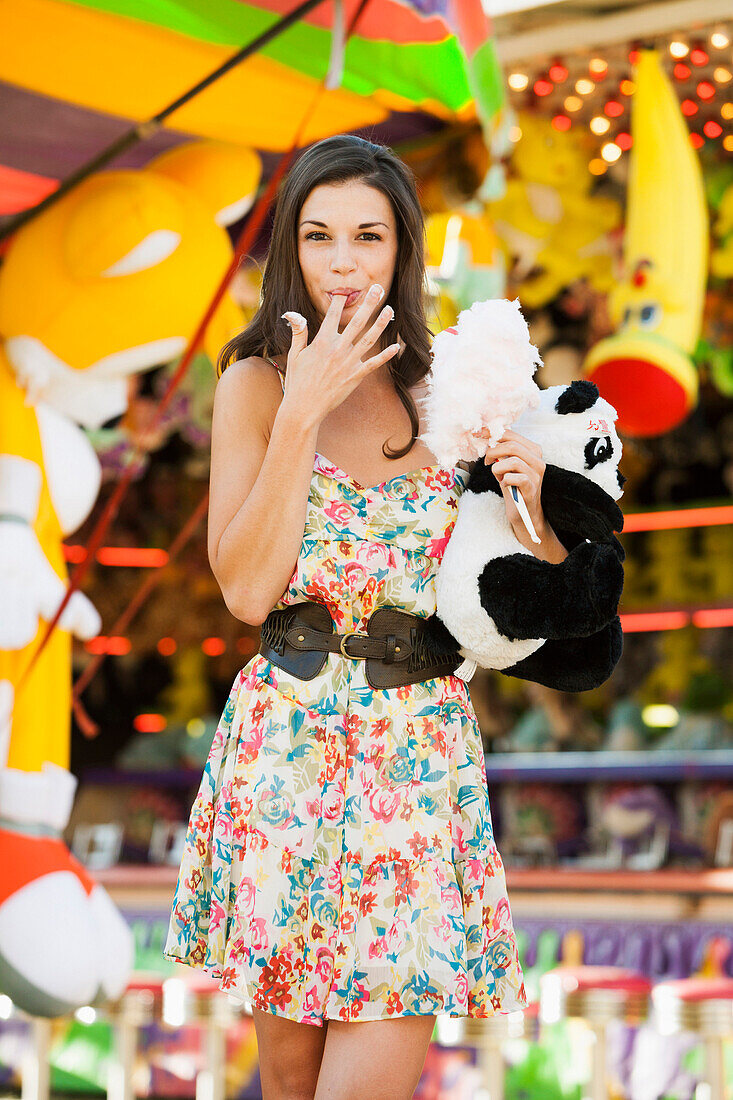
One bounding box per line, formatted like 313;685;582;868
165;135;566;1100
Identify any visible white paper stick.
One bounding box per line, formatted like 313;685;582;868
511;485;541;544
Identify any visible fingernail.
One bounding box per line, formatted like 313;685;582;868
282;311;307;332
369;284;384;301
383;305;394;319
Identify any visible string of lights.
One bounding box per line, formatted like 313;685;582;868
505;22;732;170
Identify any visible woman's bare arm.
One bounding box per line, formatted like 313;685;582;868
209;289;400;624
207;357;319;625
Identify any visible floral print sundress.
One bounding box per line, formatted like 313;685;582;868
164;380;526;1026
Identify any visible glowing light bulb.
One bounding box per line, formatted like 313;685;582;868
133;713;167;734
690;133;704;149
619;79;635;96
704;120;723;138
508;72;529;91
601;142;622;163
690;47;709;66
589;58;608;77
711;31;729;49
604;100;624;117
187;718;206;739
590;115;611;135
681;98;698;116
509;125;522;143
564;95;583;112
674;63;691;81
714;67;732;84
589;159;607;176
549;62;569;83
669;41;689;59
576;78;594;96
616;132;633;150
641;704;679;728
723;135;733;152
534;78;553;97
697;81;715;100
722;102;733;120
552;115;571;131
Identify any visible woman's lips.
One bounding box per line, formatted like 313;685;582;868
328;289;361;307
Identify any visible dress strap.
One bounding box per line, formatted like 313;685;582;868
265;355;286;393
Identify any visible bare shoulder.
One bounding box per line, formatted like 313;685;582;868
215;355;281;400
213;355;282;437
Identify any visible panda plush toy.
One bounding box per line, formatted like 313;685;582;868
423;301;626;693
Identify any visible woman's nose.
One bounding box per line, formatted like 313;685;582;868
329;243;357;273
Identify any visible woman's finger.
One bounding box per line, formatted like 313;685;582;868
484;438;544;470
491;456;537;482
282;311;308;363
478;427;543;459
319;289;348;338
498;471;534;489
496;429;543;456
353;304;394;357
360;341;401;374
483;430;542;454
340;283;386;344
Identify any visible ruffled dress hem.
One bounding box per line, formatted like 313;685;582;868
162;949;527;1028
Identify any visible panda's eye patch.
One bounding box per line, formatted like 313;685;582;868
585;435;613;468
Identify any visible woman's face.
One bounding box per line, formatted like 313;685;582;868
297;179;398;329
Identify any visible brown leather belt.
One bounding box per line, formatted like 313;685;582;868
258;600;462;689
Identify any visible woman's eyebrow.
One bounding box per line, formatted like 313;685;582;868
300;220;389;229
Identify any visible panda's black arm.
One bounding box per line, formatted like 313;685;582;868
499;617;623;692
478;539;624;641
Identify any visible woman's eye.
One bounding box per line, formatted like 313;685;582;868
304;232;381;241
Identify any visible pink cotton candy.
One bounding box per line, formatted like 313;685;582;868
420;298;542;466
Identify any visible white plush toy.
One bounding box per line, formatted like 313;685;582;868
422;299;626;692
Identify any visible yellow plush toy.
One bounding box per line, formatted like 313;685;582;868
488;113;621;309
584;50;708;437
0;140;258;1015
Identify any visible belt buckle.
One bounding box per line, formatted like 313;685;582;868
339;631;367;659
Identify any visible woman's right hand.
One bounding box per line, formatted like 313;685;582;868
280;283;400;425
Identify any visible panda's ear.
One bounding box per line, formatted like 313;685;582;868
555;379;599;414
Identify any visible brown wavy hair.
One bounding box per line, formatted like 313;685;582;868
217;134;432;460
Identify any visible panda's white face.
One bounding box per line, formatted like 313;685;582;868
513;383;624;501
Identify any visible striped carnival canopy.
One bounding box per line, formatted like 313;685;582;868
0;0;504;215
